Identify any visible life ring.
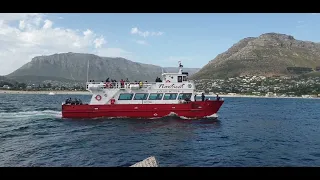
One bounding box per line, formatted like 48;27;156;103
166;80;170;83
95;95;102;101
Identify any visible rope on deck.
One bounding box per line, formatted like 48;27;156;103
130;156;159;167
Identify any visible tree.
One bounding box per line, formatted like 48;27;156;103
19;83;27;89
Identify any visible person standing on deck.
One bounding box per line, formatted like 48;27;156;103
201;93;205;102
120;79;125;88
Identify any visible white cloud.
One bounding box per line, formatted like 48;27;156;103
311;13;318;15
43;19;53;29
134;40;148;45
130;27;163;38
0;13;41;22
0;13;130;75
94;36;106;48
19;20;25;30
58;17;64;19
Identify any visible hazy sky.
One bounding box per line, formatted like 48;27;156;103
0;13;318;75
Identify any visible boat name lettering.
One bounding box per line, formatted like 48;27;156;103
158;84;185;89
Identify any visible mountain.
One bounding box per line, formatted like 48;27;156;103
7;53;200;83
0;76;19;87
191;33;320;80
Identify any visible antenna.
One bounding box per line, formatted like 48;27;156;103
86;60;89;82
178;61;183;74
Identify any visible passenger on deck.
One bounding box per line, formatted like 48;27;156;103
74;98;79;105
201;93;205;102
216;94;220;101
126;78;129;82
106;78;110;82
89;80;91;82
120;79;125;88
70;99;75;105
194;94;197;101
139;81;143;88
184;94;191;102
65;98;72;104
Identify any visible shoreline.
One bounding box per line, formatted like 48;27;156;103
0;90;91;95
218;94;319;99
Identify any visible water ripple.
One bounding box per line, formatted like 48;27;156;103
1;95;320;166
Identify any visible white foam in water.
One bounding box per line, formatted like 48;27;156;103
205;113;218;118
0;110;62;120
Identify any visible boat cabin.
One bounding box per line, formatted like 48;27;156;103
162;68;189;83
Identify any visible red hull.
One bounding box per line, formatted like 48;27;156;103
62;100;224;119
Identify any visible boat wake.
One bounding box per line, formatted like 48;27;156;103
0;110;62;120
149;112;218;120
75;112;219;121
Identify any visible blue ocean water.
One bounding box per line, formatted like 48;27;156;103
1;94;320;167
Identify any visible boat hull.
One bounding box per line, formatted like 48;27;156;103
62;100;224;119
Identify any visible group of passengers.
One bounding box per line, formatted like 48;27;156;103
65;98;83;105
88;77;164;89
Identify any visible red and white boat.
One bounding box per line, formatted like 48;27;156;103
61;62;224;119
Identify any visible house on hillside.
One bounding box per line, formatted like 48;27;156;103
2;85;10;89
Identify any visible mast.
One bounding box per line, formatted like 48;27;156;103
86;59;89;82
178;61;183;74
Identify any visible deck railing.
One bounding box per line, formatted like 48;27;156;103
86;80;194;90
86;81;158;89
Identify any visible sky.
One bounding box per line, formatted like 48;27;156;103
0;13;319;75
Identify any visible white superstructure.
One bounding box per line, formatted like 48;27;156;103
85;62;200;105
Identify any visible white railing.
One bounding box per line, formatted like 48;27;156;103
86;81;157;89
86;80;195;90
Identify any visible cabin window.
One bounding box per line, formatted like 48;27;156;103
178;76;182;82
148;93;163;100
178;93;192;100
163;93;178;100
118;93;134;100
134;93;149;100
183;76;187;81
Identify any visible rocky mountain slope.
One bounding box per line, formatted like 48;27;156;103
7;53;200;83
191;33;320;79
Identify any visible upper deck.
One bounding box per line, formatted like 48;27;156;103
86;61;195;92
86;81;195;92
